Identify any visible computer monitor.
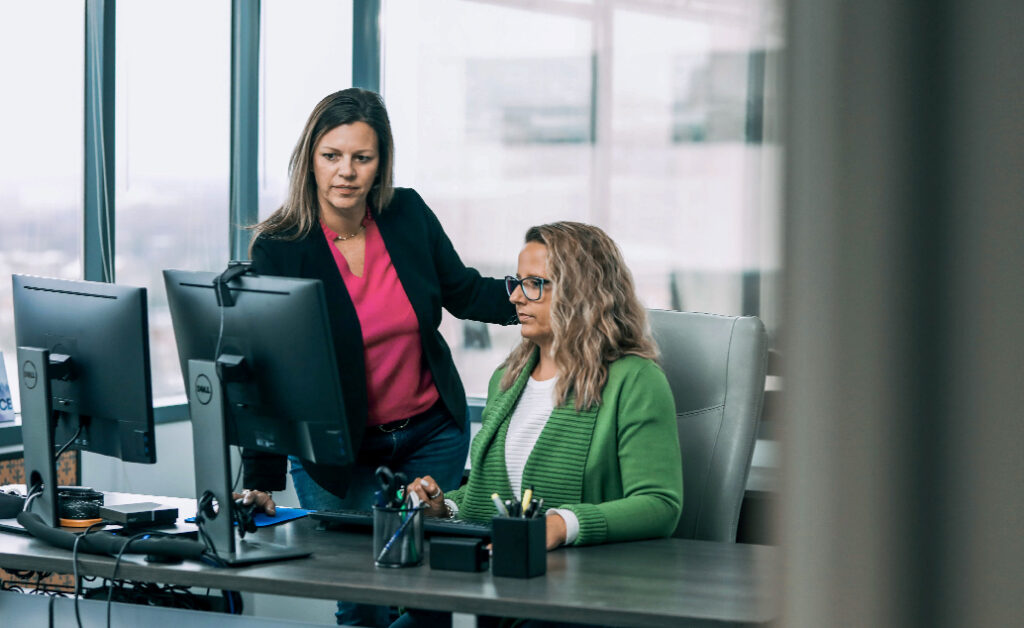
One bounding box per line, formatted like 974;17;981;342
12;275;156;527
163;268;351;564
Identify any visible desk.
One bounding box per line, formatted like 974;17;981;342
0;495;777;627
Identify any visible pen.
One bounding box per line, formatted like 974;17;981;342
532;498;544;518
491;493;509;517
376;507;419;563
521;487;533;517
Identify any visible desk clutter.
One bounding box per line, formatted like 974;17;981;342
362;468;547;577
418;519;544;578
372;466;426;567
426;488;548;578
5;475;549;579
0;480;775;624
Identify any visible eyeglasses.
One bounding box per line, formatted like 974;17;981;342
505;275;551;302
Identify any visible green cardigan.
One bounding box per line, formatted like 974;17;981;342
447;352;683;546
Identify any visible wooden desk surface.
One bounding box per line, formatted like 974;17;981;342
0;492;777;627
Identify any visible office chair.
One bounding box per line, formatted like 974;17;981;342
648;310;768;543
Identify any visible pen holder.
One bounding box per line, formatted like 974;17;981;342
373;504;426;568
491;515;546;578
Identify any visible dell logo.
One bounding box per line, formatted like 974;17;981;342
194;374;213;405
22;361;38;390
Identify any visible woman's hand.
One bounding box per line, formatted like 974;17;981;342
545;513;567;549
233;490;277;516
406;475;447;518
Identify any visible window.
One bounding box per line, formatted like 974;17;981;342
383;0;595;395
608;8;783;329
114;0;232;402
258;0;354;219
382;0;783;396
0;2;85;411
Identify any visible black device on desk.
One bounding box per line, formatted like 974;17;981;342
12;275;157;528
164;267;353;566
99;502;179;526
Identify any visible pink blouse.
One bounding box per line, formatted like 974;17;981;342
321;216;439;426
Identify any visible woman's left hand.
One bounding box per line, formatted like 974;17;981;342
545;513;567;550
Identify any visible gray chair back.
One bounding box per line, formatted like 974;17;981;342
648;310;768;542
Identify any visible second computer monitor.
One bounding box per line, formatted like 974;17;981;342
163;269;351;467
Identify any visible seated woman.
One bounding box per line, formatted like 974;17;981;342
408;221;682;550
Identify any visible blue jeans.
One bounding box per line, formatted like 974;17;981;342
290;402;470;627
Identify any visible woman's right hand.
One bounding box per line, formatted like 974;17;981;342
406;475;447;518
233;489;277;516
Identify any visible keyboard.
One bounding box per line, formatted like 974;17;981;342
311;509;492;539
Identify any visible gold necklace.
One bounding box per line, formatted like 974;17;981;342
334;224;365;241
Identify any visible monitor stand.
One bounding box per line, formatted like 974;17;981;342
18;347;60;527
187;358;311;566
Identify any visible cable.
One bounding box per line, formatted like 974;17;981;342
106;531;151;628
54;424;84;461
17;511;205;562
217;297;246;500
194;491;222;561
232;448;244;493
215;299;226;360
23;488;42;513
72;521;108;628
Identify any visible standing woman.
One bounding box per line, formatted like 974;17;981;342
238;88;514;557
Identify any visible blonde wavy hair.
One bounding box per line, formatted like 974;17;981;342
249;88;395;252
500;222;658;411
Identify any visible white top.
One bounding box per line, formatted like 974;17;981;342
504;375;579;545
505;375;558;498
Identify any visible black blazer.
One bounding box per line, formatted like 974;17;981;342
242;188;516;496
